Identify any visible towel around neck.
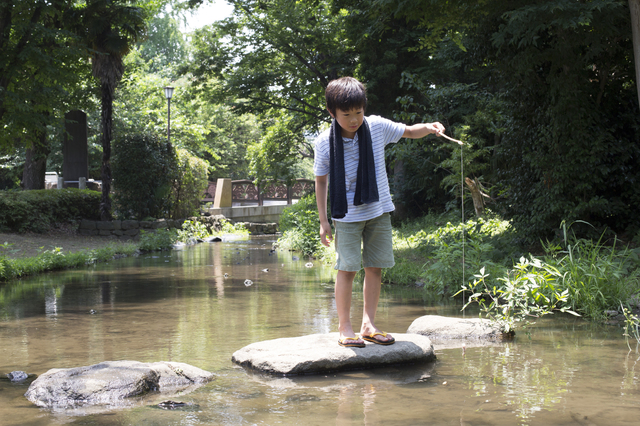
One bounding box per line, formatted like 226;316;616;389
328;117;379;219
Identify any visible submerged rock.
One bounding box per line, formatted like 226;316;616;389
24;360;214;409
232;332;435;375
407;315;511;343
7;371;28;382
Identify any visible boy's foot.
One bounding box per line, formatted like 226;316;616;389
338;336;366;348
361;331;395;345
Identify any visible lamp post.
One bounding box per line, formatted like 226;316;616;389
164;86;174;150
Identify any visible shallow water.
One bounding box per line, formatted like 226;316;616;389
1;236;639;425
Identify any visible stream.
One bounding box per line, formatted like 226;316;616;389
1;236;639;425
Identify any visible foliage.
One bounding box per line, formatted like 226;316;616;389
138;228;177;251
398;214;517;293
0;241;137;281
622;303;640;351
176;219;210;243
0;189;100;233
112;132;175;219
457;259;579;334
216;218;249;236
541;222;640;321
169;148;209;219
187;0;355;180
277;194;324;257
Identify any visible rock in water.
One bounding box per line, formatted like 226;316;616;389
407;315;510;341
232;332;435;375
24;361;214;409
7;371;28;382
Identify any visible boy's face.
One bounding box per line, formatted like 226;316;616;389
329;107;364;139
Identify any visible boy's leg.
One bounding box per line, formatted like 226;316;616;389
359;213;394;343
360;267;393;343
335;270;362;343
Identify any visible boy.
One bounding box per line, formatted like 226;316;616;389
314;77;445;348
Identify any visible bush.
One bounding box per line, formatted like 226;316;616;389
112;133;175;219
138;229;178;252
169;149;210;219
278;194;323;256
0;188;100;233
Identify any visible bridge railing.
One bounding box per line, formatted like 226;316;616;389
202;179;315;206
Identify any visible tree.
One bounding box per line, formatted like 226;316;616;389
187;0;357;182
0;1;88;189
630;0;640;106
73;0;147;220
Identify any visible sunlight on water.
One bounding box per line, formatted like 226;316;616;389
1;237;640;425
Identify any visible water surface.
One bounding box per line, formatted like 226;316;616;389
1;237;639;425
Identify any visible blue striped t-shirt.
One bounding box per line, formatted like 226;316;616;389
313;115;406;222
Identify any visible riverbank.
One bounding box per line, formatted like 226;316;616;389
0;225;131;259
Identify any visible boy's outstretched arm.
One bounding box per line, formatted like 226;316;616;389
403;122;445;139
315;174;333;247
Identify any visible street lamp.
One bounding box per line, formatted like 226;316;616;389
164;86;174;150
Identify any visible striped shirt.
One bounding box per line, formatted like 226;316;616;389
314;115;406;222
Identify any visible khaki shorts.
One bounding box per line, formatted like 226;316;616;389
333;213;395;272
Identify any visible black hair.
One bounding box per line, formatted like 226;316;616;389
325;77;367;116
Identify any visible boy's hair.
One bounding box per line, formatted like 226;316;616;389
325;77;367;116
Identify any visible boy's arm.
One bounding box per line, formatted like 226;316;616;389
315;174;333;247
402;122;445;139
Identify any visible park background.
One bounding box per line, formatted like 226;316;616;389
2;0;640;329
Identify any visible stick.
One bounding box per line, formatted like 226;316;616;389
438;132;464;145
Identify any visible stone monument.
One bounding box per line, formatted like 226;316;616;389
63;110;88;188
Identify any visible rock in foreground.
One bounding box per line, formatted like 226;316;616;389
407;315;509;341
232;332;435;375
25;360;214;409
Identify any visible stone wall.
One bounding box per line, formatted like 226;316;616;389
78;215;278;240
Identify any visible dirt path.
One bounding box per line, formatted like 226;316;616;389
0;227;132;259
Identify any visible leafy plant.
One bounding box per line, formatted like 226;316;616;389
138;229;178;252
176;220;211;243
622;302;640;352
170;149;210;219
277;194;323;256
457;258;580;334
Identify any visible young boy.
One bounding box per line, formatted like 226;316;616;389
314;77;445;348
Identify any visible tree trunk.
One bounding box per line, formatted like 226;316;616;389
22;127;49;190
464;177;491;217
393;159;407;220
100;82;113;221
630;0;640;106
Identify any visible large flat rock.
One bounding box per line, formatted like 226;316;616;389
25;360;214;410
407;315;509;342
232;332;435;376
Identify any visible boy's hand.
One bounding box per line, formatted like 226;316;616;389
429;122;446;136
319;220;333;247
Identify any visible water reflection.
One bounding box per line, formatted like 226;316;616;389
0;238;640;425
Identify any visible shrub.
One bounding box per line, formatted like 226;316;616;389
0;189;100;233
138;228;177;252
112;133;176;219
278;194;323;256
169;149;210;219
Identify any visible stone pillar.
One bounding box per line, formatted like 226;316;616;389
63;110;88;189
213;178;232;208
57;177;64;190
79;177;86;189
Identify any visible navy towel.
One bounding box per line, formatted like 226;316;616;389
329;117;379;219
